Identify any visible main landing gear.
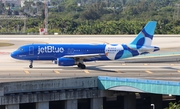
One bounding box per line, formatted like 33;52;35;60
29;60;33;68
77;63;86;69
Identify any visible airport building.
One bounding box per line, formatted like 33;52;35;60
1;0;49;7
0;76;180;109
1;0;21;7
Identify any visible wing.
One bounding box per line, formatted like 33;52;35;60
63;53;105;60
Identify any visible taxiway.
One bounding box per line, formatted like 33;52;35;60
0;35;180;82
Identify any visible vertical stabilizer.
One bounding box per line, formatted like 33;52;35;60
130;21;157;48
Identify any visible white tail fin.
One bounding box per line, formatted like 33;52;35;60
130;21;157;49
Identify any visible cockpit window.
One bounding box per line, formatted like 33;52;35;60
18;48;24;52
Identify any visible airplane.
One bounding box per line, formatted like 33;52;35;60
11;21;160;69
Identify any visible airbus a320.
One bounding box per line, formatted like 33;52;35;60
11;21;160;69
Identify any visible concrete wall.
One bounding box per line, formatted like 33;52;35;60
36;102;49;109
0;84;4;96
0;90;115;105
65;99;77;109
6;104;19;109
90;98;103;109
3;77;98;95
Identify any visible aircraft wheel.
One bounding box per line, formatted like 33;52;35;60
77;63;81;68
29;65;33;68
81;64;86;69
29;60;33;68
77;63;86;69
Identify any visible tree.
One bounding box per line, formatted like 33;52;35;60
41;9;45;20
164;102;180;109
81;8;100;20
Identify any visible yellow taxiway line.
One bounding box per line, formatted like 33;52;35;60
116;71;122;74
24;70;30;74
84;70;90;74
144;63;148;66
145;70;153;74
170;64;174;66
122;63;126;66
54;70;60;74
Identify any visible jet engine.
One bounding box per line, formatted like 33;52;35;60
57;57;75;66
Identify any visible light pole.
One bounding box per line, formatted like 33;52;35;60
151;104;155;109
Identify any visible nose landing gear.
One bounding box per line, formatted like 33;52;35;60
29;60;33;68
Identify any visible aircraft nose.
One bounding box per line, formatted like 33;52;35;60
11;52;17;58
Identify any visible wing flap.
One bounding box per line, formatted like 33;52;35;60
63;53;105;59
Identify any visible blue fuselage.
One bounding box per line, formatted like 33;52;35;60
12;44;107;61
12;44;145;60
11;43;159;62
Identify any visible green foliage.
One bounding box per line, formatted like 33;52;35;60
1;0;180;34
164;101;180;109
26;27;39;33
0;28;7;33
74;20;145;34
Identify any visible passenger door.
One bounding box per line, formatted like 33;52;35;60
29;46;34;55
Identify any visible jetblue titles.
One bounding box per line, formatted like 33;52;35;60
38;46;64;54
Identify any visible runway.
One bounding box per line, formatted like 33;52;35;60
0;35;180;82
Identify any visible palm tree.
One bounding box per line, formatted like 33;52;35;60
164;102;180;109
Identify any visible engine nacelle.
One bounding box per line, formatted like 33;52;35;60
57;57;75;66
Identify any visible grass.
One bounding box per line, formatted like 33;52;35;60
0;43;14;47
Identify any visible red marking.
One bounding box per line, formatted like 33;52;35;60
0;52;10;55
40;28;44;32
105;52;108;56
